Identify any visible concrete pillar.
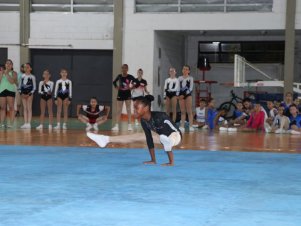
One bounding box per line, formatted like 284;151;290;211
283;0;296;95
20;0;31;64
112;0;123;123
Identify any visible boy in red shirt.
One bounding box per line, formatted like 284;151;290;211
243;102;265;131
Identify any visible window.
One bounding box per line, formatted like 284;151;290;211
0;0;19;12
31;0;113;13
198;41;285;63
135;0;273;13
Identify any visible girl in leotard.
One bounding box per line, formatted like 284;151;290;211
112;64;135;131
87;95;182;166
177;65;194;132
131;68;149;101
54;68;72;130
19;63;36;129
132;68;149;125
163;67;179;122
36;69;54;130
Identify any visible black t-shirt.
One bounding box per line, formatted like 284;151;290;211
141;111;181;149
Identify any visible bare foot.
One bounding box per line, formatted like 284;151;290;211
161;162;174;166
143;161;156;165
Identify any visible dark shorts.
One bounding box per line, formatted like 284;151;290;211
57;94;69;101
179;91;191;99
0;89;15;98
41;94;52;101
165;91;177;99
117;90;132;101
132;95;143;101
21;90;32;95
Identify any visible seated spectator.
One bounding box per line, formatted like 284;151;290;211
293;98;301;112
289;104;301;135
282;92;294;117
242;97;253;120
206;98;217;130
229;102;247;126
270;106;290;134
193;98;207;129
243;102;265;132
214;108;228;130
265;101;278;132
274;100;281;109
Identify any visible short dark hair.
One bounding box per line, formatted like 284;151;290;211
289;104;297;109
242;97;251;103
90;97;98;102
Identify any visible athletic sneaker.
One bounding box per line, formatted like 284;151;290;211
6;124;12;128
202;125;208;130
54;123;60;130
159;134;173;152
227;127;237;132
189;126;195;132
219;127;228;131
275;128;283;134
36;124;43;130
21;123;31;129
0;124;5;129
93;123;99;131
62;123;67;130
135;119;139;126
179;127;185;133
128;124;133;131
86;123;93;132
48;125;52;130
111;124;119;131
290;130;301;135
87;132;109;148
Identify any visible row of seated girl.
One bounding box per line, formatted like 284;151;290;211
194;92;301;135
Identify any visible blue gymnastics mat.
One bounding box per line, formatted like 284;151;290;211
0;146;301;226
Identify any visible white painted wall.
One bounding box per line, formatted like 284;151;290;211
123;0;301;108
0;12;20;69
153;32;185;110
29;13;114;49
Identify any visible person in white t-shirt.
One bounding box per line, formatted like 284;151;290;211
193;98;207;128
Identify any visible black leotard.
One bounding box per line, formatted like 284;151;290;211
141;111;181;150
